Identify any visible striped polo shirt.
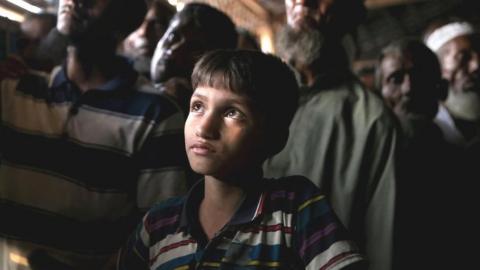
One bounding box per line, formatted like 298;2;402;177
0;59;191;267
118;176;366;270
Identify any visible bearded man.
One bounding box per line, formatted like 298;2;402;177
263;1;400;270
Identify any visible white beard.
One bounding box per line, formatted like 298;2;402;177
444;90;480;121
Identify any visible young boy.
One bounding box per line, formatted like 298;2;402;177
117;50;366;269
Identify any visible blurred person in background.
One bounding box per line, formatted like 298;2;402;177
425;19;480;146
0;13;58;80
119;0;175;78
143;2;237;113
377;38;465;269
0;0;192;269
264;1;400;269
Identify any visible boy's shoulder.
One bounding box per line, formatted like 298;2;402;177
266;175;319;193
142;196;186;235
148;196;186;215
263;175;327;208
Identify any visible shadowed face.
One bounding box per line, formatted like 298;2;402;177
439;35;480;94
150;16;208;83
57;0;111;36
439;35;480;120
380;53;440;120
285;0;336;31
184;86;264;180
122;4;173;59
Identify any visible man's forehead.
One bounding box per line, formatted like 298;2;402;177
382;56;404;73
442;35;479;53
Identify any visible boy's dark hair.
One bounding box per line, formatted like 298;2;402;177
192;50;299;158
175;3;237;50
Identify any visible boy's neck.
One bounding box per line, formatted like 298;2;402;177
199;177;246;240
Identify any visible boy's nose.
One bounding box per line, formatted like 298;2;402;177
195;114;219;140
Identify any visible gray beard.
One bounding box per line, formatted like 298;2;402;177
444;90;480;121
276;25;325;67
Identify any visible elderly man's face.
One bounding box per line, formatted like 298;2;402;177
438;34;480;120
380;53;440;120
285;0;339;31
57;0;111;36
439;35;480;94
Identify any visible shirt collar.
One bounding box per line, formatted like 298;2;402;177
178;177;267;233
51;56;137;92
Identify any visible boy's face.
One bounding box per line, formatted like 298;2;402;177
185;86;265;180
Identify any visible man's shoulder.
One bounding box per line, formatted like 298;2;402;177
304;78;396;128
310;78;385;107
109;78;185;125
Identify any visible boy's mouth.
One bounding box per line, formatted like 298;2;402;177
190;142;215;155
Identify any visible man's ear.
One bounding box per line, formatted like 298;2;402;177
437;78;449;101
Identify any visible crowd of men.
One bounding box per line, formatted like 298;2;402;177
0;0;478;269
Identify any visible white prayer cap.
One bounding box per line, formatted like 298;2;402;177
425;21;476;52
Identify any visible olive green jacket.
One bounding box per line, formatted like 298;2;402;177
264;75;399;270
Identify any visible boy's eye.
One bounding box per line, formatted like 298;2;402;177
225;108;245;120
190;102;204;112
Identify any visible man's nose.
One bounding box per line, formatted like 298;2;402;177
400;74;412;95
135;21;148;37
469;52;479;73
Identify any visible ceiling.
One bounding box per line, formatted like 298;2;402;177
1;0;460;57
1;0;429;22
172;0;432;51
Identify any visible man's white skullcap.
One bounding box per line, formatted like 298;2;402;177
425;21;475;52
